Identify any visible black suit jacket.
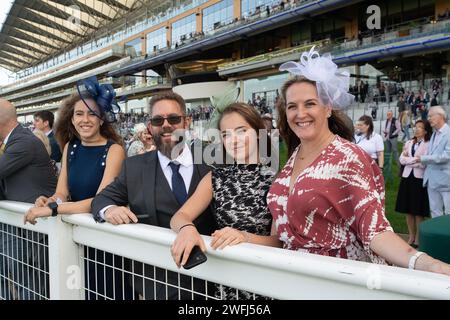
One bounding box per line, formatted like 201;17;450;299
0;125;57;203
91;149;217;234
91;147;218;300
48;131;62;162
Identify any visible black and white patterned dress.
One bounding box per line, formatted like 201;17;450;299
211;163;274;299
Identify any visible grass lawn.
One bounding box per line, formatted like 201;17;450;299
278;140;408;234
384;143;408;234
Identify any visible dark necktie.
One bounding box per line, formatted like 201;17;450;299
169;162;187;205
411;142;416;157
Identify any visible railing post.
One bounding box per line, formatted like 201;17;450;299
47;216;83;300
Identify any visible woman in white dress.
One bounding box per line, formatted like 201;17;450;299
354;115;384;169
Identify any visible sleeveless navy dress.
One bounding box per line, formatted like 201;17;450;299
66;138;131;299
67;139;113;201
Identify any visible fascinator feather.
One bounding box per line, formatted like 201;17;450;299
279;46;354;109
76;76;123;123
207;86;241;130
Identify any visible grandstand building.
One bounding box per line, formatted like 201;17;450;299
1;0;450;122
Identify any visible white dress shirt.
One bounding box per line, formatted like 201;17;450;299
355;132;384;159
99;143;193;220
157;143;193;193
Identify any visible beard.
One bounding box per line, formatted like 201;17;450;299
153;128;186;159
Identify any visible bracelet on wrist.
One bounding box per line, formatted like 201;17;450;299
408;251;425;270
178;223;196;233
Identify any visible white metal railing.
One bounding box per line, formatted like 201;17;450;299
1;201;450;300
0;201;80;300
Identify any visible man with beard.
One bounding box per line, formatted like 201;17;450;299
91;92;217;300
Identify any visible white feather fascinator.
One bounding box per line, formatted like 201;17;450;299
279;46;354;109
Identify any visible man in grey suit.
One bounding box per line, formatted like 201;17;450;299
0;98;57;299
91;92;216;299
420;106;450;217
0;99;57;202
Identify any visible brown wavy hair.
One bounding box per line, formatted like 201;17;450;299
54;93;123;150
277;77;354;156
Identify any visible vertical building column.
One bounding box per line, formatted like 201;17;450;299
344;6;359;40
345;16;358;40
166;24;172;48
233;0;242;20
196;10;202;33
141;34;146;55
141;35;147;84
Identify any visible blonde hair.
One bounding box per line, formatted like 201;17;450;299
33;129;51;156
133;123;148;140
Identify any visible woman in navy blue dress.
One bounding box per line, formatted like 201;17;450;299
24;80;126;299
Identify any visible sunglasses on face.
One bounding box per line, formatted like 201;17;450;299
149;115;185;126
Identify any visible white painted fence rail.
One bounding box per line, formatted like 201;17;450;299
1;201;449;300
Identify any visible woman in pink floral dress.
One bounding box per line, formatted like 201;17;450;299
267;47;450;275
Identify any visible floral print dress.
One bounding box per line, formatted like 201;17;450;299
267;136;393;264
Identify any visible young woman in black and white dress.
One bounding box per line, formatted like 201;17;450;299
170;103;281;298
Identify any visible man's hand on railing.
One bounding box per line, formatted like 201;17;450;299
211;227;248;250
171;225;206;269
104;206;138;225
24;206;52;225
34;196;51;207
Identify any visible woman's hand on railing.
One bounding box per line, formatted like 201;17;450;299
35;195;61;207
211;227;248;250
24;206;52;225
170;225;206;268
35;196;50;207
415;254;450;276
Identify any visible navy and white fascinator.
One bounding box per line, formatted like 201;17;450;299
76;76;123;123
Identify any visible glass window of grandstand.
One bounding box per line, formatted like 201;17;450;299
306;17;345;43
145;69;164;85
241;0;278;18
243;73;288;117
125;38;142;57
202;0;234;33
357;0;435;39
146;27;167;54
127;98;147;115
172;14;196;48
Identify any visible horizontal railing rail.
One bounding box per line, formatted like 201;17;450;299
1;201;449;300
